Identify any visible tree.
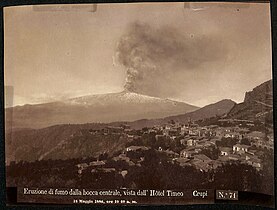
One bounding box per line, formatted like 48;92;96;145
216;137;238;147
99;152;108;161
200;146;220;160
240;138;251;146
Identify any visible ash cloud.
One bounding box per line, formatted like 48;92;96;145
115;22;227;98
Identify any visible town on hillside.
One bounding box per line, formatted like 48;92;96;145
7;114;274;195
75;117;274;185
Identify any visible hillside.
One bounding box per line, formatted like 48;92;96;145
5;123;126;164
227;80;273;123
121;99;236;129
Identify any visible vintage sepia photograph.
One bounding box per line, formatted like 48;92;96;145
4;2;274;207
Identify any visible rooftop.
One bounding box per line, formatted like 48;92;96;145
176;157;190;163
233;144;251;149
219;147;232;152
194;154;211;161
89;160;106;166
126;146;149;151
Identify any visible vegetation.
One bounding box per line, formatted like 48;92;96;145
6;148;273;195
216;137;239;148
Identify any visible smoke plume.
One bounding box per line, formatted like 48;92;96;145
115;22;226;98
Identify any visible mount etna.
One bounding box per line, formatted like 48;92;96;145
5;91;198;129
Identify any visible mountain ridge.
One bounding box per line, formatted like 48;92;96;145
117;99;236;129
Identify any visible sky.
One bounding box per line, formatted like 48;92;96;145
4;2;272;107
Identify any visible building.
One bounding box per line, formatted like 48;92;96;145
233;144;250;153
224;132;240;139
194;154;211;162
219;147;232;156
209;138;218;145
113;154;130;162
126;146;149;152
91;167;116;173
246;149;257;156
251;139;273;150
180;149;196;158
246;131;265;140
247;157;262;170
181;127;189;135
175;157;190;167
180;139;187;146
208;160;222;170
104;126;124;134
227;154;240;161
76;163;89;174
267;134;274;142
89;129;100;134
188;129;199;136
163;150;179;158
215;128;225;138
89;160;106;167
190;154;212;172
187;139;197;147
190;160;210;172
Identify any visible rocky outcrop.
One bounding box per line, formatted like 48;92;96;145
227;80;273;122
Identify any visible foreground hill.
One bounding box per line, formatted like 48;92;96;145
5;91;198;129
5;123;125;164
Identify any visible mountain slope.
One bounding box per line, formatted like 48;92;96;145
227;80;273;122
5;91;198;129
120;99;236;129
164;99;236;122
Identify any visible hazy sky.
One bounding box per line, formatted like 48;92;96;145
4;2;272;107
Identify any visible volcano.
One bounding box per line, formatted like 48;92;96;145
5;91;198;129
